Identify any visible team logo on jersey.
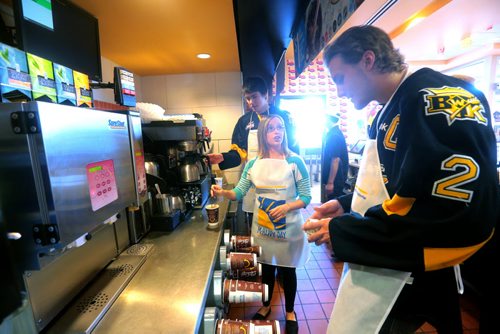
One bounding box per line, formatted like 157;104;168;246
421;86;487;126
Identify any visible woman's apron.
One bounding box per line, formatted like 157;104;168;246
242;129;259;213
250;159;309;267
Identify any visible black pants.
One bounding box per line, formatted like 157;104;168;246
379;267;463;334
261;263;297;313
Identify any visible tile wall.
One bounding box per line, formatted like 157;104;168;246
140;71;246;185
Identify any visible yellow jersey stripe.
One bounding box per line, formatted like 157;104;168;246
424;230;494;271
230;144;247;161
382;194;416;216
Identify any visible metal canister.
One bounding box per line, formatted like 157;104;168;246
155;194;171;215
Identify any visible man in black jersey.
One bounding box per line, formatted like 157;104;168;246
304;25;499;333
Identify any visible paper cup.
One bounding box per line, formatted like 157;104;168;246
206;203;220;224
214;177;223;202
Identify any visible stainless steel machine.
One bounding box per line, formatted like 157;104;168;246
0;101;140;332
118;110;150;244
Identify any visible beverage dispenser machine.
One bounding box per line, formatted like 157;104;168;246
0;101;136;331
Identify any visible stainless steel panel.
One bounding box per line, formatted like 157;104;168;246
24;223;117;332
46;254;147;334
114;209;130;253
128;113;148;206
93;200;229;334
0;102;135;270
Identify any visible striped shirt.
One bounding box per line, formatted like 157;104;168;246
233;153;312;206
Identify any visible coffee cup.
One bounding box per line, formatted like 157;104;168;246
206;203;219;224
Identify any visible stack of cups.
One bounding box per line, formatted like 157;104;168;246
223;279;268;304
215;319;280;334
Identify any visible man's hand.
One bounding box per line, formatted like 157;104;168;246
303;218;332;247
310;199;344;220
325;183;334;194
207;153;224;165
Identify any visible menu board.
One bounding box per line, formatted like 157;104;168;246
0;42;32;102
53;63;76;106
114;67;136;107
27;52;56;103
73;69;92;107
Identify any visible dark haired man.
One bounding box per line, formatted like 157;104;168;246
208;77;299;227
304;25;498;333
321;111;348;202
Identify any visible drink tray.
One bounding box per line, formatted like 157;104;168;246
149;209;192;231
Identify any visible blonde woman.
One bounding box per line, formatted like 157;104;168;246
211;115;311;334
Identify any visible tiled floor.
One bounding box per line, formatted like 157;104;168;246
226;182;481;333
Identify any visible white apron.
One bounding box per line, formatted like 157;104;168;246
250;158;310;267
327;140;411;334
242;129;258;213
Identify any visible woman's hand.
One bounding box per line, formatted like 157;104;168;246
211;184;223;198
269;203;290;221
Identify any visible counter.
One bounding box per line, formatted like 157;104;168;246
93;199;229;334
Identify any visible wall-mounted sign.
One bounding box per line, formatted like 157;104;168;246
293;0;365;76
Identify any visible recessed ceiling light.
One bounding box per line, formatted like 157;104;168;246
197;53;211;59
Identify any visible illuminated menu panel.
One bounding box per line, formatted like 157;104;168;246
86;159;118;211
73;69;92;107
0;42;32;102
27;52;56;103
54;63;76;106
120;68;135;96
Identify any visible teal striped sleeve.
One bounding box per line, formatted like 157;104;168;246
233;158;257;200
287;154;312;206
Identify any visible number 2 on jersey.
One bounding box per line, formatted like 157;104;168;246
432;154;479;203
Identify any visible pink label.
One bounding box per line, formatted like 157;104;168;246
86;159;118;211
134;151;147;196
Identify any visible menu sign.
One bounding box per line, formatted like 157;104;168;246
73;69;92;108
27;52;56;103
0;42;32;102
54;63;76;106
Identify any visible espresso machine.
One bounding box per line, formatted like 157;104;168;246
142;114;211;231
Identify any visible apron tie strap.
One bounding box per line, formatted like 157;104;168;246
453;264;464;294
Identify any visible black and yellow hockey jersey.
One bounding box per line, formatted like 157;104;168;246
332;68;499;272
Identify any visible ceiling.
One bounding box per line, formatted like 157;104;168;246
372;0;500;68
2;0;498;80
71;0;241;76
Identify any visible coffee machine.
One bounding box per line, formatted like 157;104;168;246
142;114;211;230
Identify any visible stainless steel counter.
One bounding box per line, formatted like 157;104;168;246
93;200;229;334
